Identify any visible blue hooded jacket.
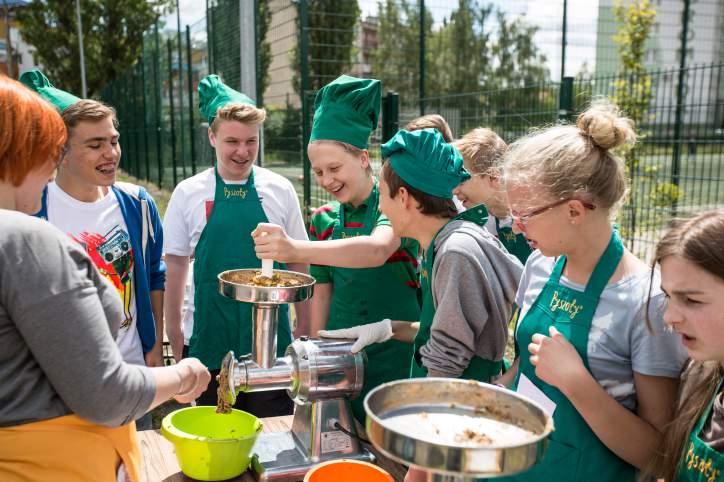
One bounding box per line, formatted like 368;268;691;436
36;182;166;354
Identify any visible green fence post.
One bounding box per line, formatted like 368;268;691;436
382;91;399;143
206;0;213;73
209;0;217;73
167;38;178;187
154;21;163;187
131;66;140;178
560;0;567;81
671;0;691;214
419;0;426;115
299;0;311;219
186;25;197;175
141;48;150;182
176;3;187;180
558;76;573;122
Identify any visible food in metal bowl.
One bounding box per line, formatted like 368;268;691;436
382;411;538;447
250;272;302;287
222;269;306;288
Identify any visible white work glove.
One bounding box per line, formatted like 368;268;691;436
318;319;393;353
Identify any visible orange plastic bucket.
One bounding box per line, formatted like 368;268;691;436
304;459;393;482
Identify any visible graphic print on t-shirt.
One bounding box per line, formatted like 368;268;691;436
72;225;135;328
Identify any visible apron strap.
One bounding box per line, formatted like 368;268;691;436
548;230;623;297
213;165;257;196
331;180;380;239
584;230;624;296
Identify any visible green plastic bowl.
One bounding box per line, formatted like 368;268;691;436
161;406;263;481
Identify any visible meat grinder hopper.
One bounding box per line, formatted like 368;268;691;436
217;268;373;481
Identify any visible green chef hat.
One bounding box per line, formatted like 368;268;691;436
198;74;256;124
381;128;470;199
19;69;81;112
310;75;381;149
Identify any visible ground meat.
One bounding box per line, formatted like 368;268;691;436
250;272;303;287
216;371;233;414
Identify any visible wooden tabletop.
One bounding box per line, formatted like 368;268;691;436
138;415;406;482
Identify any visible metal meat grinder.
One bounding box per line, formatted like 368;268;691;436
217;268;374;481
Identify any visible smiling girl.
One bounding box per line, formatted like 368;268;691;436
257;75;421;423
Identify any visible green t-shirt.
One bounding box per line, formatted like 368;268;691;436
308;200;419;286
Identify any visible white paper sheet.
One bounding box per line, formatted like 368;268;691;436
516;373;557;416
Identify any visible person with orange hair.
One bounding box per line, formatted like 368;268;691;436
0;75;211;482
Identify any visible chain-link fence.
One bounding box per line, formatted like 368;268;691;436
101;0;724;256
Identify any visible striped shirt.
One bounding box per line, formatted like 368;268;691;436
309;200;420;286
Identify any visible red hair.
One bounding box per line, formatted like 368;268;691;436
0;75;67;186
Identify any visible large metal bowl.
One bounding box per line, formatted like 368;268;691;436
364;378;554;478
218;268;315;304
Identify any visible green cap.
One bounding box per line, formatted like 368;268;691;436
310;75;381;149
19;69;81;112
198;74;256;124
381;128;470;199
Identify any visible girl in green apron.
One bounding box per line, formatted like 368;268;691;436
254;75;421;424
644;210;724;482
452;128;533;264
494;103;686;482
320;128;522;438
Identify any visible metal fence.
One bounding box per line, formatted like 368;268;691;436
101;0;724;257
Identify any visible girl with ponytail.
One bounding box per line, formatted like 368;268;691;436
495;102;686;482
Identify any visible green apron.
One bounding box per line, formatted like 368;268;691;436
495;215;532;265
410;210;502;382
190;167;291;371
502;231;634;482
326;183;421;423
677;378;724;482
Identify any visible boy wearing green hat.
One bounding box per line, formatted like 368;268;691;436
162;75;310;416
20;70;166;371
254;75;421;423
321;128;522;385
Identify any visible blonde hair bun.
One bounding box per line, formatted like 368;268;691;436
576;102;636;150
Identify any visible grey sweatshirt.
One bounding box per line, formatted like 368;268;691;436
419;219;523;377
0;210;155;427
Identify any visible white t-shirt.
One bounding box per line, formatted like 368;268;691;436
164;167;308;345
163;166;308;257
46;182;145;365
515;250;687;411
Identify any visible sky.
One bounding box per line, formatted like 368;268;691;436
164;0;601;81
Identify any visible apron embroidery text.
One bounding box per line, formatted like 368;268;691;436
685;441;722;482
223;186;247;199
549;291;583;319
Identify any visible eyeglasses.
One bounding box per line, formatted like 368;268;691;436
510;198;596;225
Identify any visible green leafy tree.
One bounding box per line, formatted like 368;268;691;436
17;0;172;97
294;0;360;96
612;0;655;139
430;1;494;96
611;0;681;243
372;0;433;105
374;0;548;117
